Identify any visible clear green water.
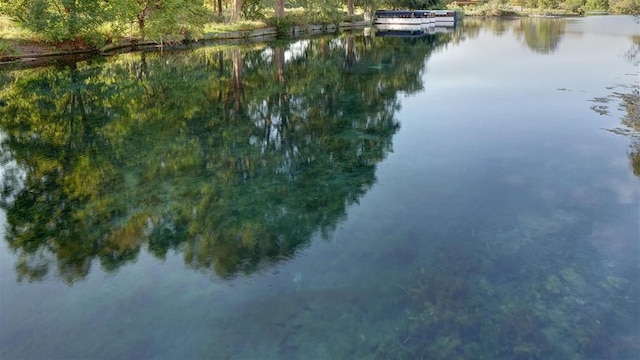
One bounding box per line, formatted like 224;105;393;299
1;16;638;359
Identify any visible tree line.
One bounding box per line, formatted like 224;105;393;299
0;0;434;47
1;0;637;49
0;0;224;45
488;0;639;15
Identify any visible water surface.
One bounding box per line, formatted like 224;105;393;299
1;16;639;359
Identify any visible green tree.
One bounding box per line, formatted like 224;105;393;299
559;0;586;13
608;0;639;11
584;0;609;9
380;0;441;9
538;0;559;9
0;0;208;45
0;0;109;46
108;0;207;40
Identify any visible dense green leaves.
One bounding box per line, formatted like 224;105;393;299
0;0;207;44
0;0;109;45
385;0;441;9
126;0;208;40
584;0;610;9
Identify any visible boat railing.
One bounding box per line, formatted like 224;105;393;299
374;10;456;20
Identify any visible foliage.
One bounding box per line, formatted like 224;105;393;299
463;0;520;15
609;0;640;12
106;0;208;41
0;0;638;50
584;0;610;9
379;0;441;9
376;0;444;10
265;13;300;35
0;15;39;42
0;0;108;46
559;0;586;13
204;20;268;33
295;0;344;23
144;0;208;41
341;12;366;21
537;0;558;8
448;0;635;14
0;0;208;45
242;0;267;20
0;40;15;55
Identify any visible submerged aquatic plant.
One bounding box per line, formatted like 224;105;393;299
391;208;639;360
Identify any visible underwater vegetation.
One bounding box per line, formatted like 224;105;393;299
370;209;639;360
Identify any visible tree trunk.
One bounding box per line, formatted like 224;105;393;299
67;0;78;48
344;34;356;68
137;13;146;38
231;0;243;21
137;1;151;38
275;0;285;19
275;47;285;84
274;46;291;172
230;49;244;110
348;0;355;16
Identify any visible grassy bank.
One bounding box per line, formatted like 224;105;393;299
2;5;631;58
0;16;45;56
0;8;366;57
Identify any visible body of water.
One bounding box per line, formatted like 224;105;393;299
1;16;638;359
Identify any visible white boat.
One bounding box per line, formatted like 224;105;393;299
373;10;425;26
374;10;455;27
375;24;429;32
428;10;457;25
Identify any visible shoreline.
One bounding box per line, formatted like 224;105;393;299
1;11;607;67
0;21;370;67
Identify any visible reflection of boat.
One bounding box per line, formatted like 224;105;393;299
432;26;456;33
373;10;456;27
374;23;436;38
375;27;431;38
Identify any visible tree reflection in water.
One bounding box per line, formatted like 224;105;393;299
0;32;450;282
591;34;640;177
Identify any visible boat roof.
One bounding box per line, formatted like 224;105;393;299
374;9;456;12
